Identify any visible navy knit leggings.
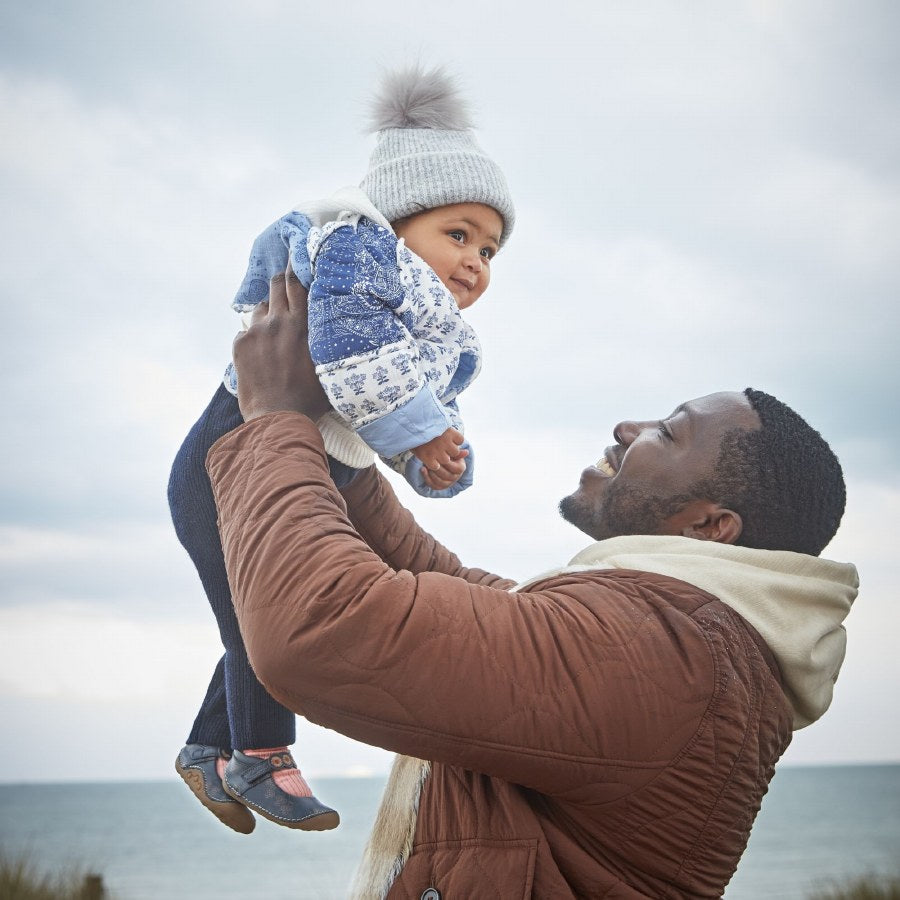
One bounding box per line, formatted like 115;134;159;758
168;384;355;750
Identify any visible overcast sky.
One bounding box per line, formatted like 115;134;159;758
0;0;897;783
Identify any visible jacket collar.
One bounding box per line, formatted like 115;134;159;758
515;535;859;730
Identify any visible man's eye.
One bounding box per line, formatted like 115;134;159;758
659;422;673;441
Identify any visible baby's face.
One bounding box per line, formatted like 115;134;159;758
393;203;502;310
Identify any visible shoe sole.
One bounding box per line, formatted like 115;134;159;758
175;757;256;835
222;780;340;831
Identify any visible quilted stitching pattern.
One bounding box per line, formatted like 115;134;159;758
208;415;794;898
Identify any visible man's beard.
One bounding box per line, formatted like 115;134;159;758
558;480;694;541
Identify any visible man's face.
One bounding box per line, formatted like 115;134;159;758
559;392;761;541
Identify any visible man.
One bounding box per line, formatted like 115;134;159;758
206;271;858;898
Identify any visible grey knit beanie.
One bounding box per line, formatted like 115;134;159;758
360;65;515;246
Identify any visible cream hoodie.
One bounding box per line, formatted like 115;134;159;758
516;534;859;729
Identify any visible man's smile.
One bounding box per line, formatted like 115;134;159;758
593;446;622;478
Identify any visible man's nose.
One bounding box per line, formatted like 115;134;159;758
613;420;646;445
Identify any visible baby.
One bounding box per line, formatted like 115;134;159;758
169;65;514;834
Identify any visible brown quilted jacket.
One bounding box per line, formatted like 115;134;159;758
207;413;793;899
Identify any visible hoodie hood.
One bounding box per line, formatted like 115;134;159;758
516;535;859;730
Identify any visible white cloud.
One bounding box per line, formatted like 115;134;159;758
0;601;394;779
0;602;218;701
825;480;900;562
0;526;109;564
739;150;900;272
0;521;202;613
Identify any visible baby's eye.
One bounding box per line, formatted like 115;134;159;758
480;246;495;260
448;230;465;243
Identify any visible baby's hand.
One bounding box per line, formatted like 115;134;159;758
413;428;469;492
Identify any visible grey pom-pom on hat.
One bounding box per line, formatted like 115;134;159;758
360;64;515;246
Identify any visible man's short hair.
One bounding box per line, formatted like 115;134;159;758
698;388;846;556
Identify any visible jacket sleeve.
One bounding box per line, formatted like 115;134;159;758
338;464;503;582
207;414;714;795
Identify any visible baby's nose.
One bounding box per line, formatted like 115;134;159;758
463;249;483;271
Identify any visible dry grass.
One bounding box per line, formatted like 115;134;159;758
808;873;900;899
0;851;108;900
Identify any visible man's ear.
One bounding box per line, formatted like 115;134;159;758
680;503;743;544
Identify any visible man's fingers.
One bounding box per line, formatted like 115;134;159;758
267;271;288;315
285;265;309;314
249;301;269;326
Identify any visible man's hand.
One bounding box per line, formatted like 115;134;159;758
232;269;332;422
413;428;469;492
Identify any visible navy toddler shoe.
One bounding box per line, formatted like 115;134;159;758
175;744;256;834
222;749;339;831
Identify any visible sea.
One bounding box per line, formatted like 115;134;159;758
0;764;897;899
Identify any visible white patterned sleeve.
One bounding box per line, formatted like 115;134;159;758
306;220;458;457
